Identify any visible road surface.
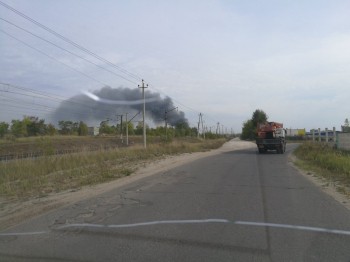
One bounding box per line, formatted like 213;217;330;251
1;141;350;261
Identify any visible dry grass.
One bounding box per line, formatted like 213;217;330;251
0;138;227;199
293;142;350;196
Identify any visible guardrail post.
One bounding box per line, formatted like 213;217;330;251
333;127;338;148
325;128;329;143
318;128;321;142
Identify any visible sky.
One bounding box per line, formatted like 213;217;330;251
1;0;350;133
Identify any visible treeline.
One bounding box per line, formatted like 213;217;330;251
0;116;223;140
0;116;91;138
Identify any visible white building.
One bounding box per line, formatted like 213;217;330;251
88;127;99;136
286;128;306;137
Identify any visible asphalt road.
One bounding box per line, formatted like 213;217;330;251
1;142;350;261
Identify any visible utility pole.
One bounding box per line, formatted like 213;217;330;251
125;113;128;146
216;122;220;135
116;114;123;141
120;115;123;140
199;113;205;139
138;79;148;148
197;113;201;138
197;113;204;139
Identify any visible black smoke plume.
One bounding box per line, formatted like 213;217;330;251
51;86;188;126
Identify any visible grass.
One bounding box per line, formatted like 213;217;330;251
0;138;227;199
293;142;350;196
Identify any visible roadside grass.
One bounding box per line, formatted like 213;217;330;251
293;142;350;196
0;138;227;199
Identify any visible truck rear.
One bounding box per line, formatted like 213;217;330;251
256;122;286;154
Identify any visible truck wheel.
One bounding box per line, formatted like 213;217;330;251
277;146;283;154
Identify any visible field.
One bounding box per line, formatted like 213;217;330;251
0;136;227;199
0;135;141;160
293;142;350;197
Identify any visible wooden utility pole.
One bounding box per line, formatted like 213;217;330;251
125;113;128;146
197;113;204;138
197;113;204;139
138;80;148;148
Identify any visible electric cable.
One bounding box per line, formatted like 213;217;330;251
0;0;142;82
0;17;138;85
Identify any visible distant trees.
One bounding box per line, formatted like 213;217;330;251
0;122;9;138
0;116;202;139
25;116;46;136
11;119;28;137
78;121;88;136
241;109;268;140
1;117;92;137
99;121;115;135
58;121;78;135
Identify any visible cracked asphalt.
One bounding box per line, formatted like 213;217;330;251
1;142;350;261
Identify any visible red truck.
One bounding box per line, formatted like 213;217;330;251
256;122;286;154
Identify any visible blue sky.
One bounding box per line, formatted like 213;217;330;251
1;0;350;132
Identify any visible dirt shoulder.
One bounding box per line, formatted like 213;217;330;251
0;139;255;230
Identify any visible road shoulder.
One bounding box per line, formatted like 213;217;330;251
288;153;350;211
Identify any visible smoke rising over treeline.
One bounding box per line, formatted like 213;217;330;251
51;86;188;126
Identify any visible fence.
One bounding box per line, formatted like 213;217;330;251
308;127;350;150
337;132;350;150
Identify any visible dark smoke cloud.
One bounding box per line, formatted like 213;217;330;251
51;86;188;126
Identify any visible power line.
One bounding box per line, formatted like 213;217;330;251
0;29;110;87
0;17;138;85
0;0;142;82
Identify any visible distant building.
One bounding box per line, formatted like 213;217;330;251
286;128;306;137
88;127;99;136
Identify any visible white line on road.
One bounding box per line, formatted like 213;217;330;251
235;221;350;236
1;219;350;237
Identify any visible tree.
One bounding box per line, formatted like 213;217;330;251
125;122;135;135
175;121;190;137
241;109;268;140
99;121;115;134
58;120;78;135
0;122;9;138
135;121;144;135
241;119;255;140
78;121;88;136
25;116;46;136
11;119;27;137
46;124;57;136
252;109;268;128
